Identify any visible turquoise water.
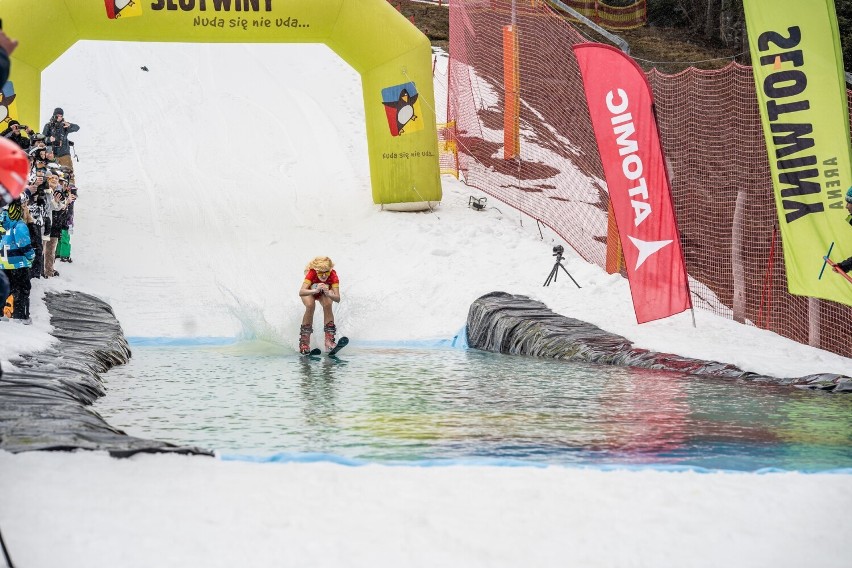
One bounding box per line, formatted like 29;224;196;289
93;342;852;471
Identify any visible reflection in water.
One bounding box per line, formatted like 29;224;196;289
596;367;690;459
93;343;852;470
296;356;342;451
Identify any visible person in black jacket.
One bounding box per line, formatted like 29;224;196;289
837;188;852;273
42;108;79;181
1;120;33;150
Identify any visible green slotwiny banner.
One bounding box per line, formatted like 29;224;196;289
744;0;852;306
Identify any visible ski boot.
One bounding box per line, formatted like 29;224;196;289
299;324;313;355
324;322;337;351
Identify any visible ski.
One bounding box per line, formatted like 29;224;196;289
301;348;322;357
328;336;349;357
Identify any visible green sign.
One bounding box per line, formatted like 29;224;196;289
744;0;852;306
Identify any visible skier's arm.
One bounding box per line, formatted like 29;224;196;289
298;281;320;296
325;286;340;302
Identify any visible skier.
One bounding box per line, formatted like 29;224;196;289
298;256;341;355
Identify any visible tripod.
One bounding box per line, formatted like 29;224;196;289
544;250;581;288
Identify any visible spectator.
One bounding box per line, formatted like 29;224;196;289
0;200;35;322
27;134;47;157
0;28;18;87
837;188;852;273
42;180;66;278
22;186;46;279
2;120;34;150
57;183;76;263
42;108;79;182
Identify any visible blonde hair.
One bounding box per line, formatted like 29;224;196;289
304;256;334;274
22;204;34;224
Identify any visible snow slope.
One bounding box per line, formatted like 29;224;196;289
0;40;849;568
15;41;849;378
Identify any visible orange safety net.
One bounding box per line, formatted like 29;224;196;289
553;0;647;31
437;121;460;178
447;0;852;358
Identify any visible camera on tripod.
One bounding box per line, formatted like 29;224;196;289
544;244;580;288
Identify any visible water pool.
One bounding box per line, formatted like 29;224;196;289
93;342;852;471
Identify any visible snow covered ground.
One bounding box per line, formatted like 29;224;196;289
0;42;850;567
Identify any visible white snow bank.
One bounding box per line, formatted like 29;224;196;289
0;450;849;568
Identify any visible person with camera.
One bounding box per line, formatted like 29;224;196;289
297;256;342;354
27;133;48;157
23;177;48;279
2;119;33;150
42;108;79;181
56;179;76;263
42;177;70;278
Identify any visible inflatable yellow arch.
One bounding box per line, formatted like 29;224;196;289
2;0;442;208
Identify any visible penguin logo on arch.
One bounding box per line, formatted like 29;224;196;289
381;82;424;137
105;0;143;20
0;83;18;126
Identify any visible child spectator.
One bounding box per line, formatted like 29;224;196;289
1;201;35;321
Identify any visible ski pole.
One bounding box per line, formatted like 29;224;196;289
0;523;15;568
818;242;834;280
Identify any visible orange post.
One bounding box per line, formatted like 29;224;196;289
503;24;520;160
605;200;624;274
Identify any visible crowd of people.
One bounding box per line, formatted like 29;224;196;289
0;108;80;324
0;26;83;328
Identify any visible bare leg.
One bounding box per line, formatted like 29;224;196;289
318;295;334;326
301;295;316;326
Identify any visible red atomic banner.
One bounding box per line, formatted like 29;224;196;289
573;43;692;323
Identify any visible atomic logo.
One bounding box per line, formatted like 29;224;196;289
381;82;424;137
627;236;672;270
105;0;143;20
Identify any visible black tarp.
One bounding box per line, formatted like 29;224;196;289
467;292;852;392
0;291;212;456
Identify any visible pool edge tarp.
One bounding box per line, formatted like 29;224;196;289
0;291;212;457
467;292;852;393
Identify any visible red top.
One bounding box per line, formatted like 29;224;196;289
303;269;339;288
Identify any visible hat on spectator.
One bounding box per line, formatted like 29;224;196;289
6;200;22;220
54;107;64;116
7;120;18;128
846;186;852;203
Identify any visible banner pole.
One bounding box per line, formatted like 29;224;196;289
655;110;695;314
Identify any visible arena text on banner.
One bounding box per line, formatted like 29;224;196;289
743;0;852;307
572;43;692;324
